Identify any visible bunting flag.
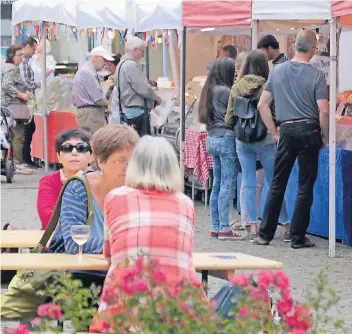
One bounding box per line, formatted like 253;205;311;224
70;26;78;41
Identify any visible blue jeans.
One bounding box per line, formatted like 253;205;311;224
236;140;289;224
207;135;240;232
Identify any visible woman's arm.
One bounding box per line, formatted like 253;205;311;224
1;70;21;97
225;87;237;126
60;180;102;254
37;175;61;230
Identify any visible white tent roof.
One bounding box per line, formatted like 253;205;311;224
252;0;331;21
76;0;127;30
12;0;77;27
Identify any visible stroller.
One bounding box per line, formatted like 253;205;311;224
1;107;15;183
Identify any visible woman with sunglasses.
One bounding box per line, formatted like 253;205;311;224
37;129;92;230
48;124;139;287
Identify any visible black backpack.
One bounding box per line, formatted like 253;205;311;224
234;96;267;143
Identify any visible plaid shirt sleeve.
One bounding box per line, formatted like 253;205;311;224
20;58;37;92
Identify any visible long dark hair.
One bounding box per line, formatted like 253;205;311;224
238;50;269;80
198;57;236;125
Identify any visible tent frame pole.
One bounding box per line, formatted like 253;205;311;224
329;19;337;258
251;20;258;50
179;27;186;190
41;22;49;172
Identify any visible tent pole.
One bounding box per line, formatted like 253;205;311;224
145;45;150;80
41;23;49;172
329;19;337;258
251;20;258;50
179;27;186;190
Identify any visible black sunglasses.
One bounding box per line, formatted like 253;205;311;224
60;143;91;154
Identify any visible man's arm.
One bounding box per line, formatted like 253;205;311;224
258;91;279;142
126;63;160;103
81;71;108;106
318;99;329;146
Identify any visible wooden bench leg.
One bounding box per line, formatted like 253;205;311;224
202;270;208;295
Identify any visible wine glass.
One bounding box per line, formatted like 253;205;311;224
70;225;90;258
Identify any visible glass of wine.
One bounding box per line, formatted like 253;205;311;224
70;225;90;258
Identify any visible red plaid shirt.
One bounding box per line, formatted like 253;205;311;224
103;186;199;285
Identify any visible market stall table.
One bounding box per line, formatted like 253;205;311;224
0;252;283;284
184;130;213;205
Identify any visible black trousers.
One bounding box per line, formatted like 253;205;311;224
22;117;36;163
259;121;322;244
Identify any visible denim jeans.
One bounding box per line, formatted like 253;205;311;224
207;135;240;232
236;140;289;224
259;122;322;244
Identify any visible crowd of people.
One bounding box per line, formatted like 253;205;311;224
202;30;329;249
1;29;330;331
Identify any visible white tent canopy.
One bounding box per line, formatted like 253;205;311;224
12;0;77;27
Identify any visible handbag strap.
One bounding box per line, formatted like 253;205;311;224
117;59;149;116
117;59;129;115
36;174;94;251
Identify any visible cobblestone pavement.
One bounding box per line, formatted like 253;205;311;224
1;172;352;331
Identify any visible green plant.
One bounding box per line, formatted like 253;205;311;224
8;258;344;334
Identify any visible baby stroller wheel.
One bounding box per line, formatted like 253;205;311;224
5;160;14;183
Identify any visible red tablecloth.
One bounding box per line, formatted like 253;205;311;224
184;130;213;187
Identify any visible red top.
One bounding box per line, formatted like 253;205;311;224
37;171;62;230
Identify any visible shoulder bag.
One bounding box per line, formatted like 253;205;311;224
10;104;30;120
0;175;94;321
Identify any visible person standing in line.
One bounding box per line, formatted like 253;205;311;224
72;46;113;136
219;45;238;61
257;35;289;66
254;30;329;249
198;57;245;240
225;50;290;242
115;36;161;137
19;38;39;168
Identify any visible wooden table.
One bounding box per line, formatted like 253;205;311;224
0;230;50;248
0;252;283;283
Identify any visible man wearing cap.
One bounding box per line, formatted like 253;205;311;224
72;46;113;136
257;35;289;66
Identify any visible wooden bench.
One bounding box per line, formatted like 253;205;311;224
0;252;283;284
0;230;50;248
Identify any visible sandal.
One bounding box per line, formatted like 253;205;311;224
15;164;34;175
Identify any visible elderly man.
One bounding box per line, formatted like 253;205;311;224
115;36;161;136
72;46;113;136
254;30;329;249
19;37;40;168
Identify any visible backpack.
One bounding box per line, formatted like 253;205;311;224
234;96;267;143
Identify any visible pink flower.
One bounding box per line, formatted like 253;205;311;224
152;271;166;283
291;330;306;334
132;279;149;293
275;271;290;291
37;303;51;317
281;288;292;300
277;299;293;315
238;306;248;317
210;299;217;309
32;317;41;327
258;270;275;289
102;320;110;334
231;274;250;286
8;324;29;334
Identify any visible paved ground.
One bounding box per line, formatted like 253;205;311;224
1;171;352;332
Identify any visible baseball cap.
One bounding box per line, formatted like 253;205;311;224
89;46;114;61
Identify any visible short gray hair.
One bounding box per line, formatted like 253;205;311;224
125;136;182;192
295;30;317;53
125;36;147;53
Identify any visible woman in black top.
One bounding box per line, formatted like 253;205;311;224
198;57;244;241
